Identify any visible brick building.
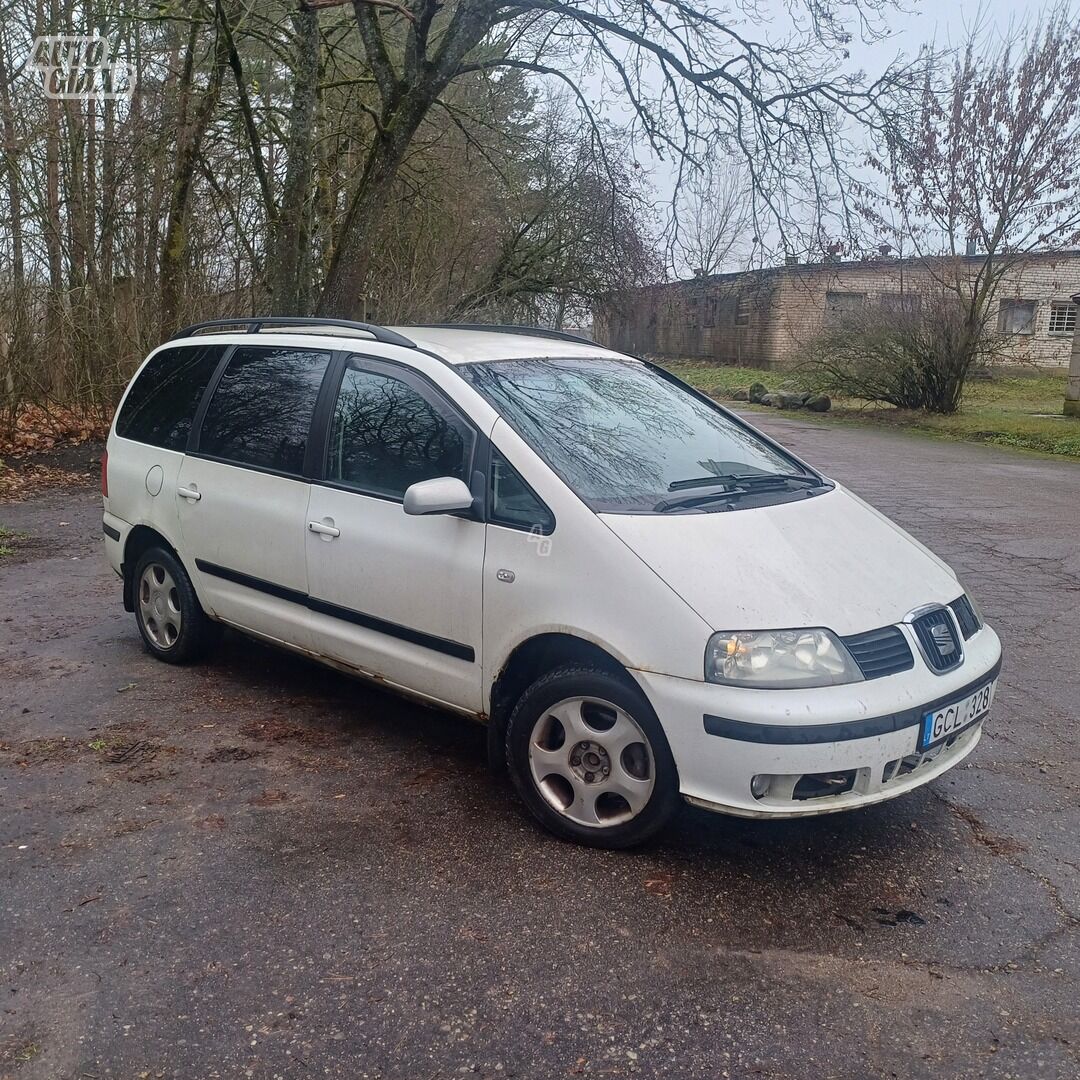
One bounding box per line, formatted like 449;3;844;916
594;251;1080;370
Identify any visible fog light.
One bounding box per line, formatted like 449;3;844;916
750;774;771;799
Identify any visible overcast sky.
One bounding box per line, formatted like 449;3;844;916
842;0;1045;81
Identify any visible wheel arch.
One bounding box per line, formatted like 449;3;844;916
122;525;184;612
486;632;638;771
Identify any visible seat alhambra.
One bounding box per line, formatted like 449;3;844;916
101;319;1002;847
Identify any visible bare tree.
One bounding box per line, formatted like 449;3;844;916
0;0;914;430
856;4;1080;406
311;0;912;317
669;161;751;278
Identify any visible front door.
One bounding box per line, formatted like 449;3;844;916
177;343;333;650
305;356;486;712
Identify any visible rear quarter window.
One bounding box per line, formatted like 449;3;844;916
115;344;226;451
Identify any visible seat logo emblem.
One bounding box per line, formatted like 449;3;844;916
930;622;956;656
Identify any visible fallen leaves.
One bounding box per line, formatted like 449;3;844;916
0;462;94;501
643;871;674;897
0;403;108;459
0;405;105;500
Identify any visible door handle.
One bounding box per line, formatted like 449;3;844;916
178;485;202;502
308;520;340;538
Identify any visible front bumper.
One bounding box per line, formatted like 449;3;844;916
632;624;1002;818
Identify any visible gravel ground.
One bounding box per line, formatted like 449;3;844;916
1;417;1078;1080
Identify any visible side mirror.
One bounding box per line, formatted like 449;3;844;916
402;476;474;516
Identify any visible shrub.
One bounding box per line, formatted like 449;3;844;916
801;293;996;414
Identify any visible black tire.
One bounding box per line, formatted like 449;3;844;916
505;664;680;848
132;546;219;664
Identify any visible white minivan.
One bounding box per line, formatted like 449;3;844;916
102;319;1002;847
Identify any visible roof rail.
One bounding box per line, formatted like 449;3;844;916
415;323;595;346
169;317;416;349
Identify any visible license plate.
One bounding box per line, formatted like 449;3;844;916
919;680;995;751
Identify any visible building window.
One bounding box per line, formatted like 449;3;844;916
1048;302;1076;336
704;296;717;328
998;299;1037;335
825;291;866;324
735;294;751;326
879;292;921;316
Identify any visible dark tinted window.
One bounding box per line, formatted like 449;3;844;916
327;362;474;499
116;344;225;451
490;448;554;533
199;346;331;473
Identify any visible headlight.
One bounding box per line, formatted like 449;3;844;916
705;629;863;688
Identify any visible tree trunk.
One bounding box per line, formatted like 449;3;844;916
101;94;115;299
41;0;66;395
316;100;429;319
0;29;26;411
270;8;319;315
159;24;227;339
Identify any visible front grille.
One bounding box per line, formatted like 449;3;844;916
842;625;915;680
950;595;981;639
911;607;963;673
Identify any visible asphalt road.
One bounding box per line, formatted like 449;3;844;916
1;417;1078;1080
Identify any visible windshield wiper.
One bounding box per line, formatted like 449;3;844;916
666;472;819;492
655;473;822;513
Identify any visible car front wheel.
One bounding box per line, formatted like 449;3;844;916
505;664;680;848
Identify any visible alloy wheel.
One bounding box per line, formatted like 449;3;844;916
138;562;182;649
527;696;655;828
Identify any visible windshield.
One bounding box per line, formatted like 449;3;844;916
460;356;819;513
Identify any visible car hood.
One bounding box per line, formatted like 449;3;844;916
599;484;961;637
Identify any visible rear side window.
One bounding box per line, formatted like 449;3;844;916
326;361;474;499
198;346;331;474
115;344;225;451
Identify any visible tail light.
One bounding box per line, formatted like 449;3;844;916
100;448;109;498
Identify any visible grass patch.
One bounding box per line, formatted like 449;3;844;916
0;524;25;558
664;363;1080;459
665;362;815;398
0;1036;41;1065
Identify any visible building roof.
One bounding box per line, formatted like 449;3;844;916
648;249;1080;291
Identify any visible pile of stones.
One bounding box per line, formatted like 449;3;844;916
731;382;832;412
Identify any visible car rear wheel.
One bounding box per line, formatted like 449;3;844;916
505;664;680;848
133;547;219;664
